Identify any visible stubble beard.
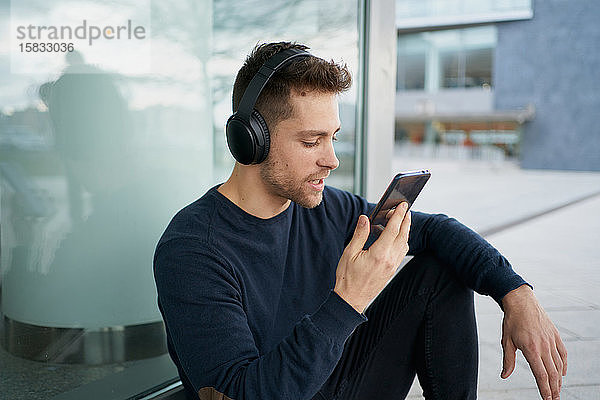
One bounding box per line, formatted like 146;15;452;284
259;157;323;209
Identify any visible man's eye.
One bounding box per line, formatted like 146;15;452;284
333;135;339;142
302;141;318;148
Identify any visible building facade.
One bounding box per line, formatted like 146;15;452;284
396;0;600;171
495;0;600;170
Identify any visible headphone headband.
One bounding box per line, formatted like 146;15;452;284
226;47;312;165
236;48;311;119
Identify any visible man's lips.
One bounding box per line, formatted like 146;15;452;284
306;171;330;190
308;172;330;182
308;177;327;191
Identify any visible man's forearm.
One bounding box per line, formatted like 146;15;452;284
408;211;529;304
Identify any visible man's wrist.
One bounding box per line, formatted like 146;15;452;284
501;284;534;312
333;288;365;314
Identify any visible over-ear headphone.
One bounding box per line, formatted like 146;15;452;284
226;48;311;165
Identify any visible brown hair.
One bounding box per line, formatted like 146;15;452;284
232;41;352;130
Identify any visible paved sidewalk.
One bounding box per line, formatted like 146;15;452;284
388;155;600;400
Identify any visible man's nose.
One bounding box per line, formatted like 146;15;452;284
318;139;339;170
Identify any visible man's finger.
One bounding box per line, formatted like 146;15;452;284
523;350;553;400
394;209;411;248
501;337;517;379
347;215;370;255
541;350;561;399
371;202;407;250
556;336;568;376
550;344;563;387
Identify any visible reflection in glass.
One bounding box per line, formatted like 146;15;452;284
1;0;212;397
2;49;168;360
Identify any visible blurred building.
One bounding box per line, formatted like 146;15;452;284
395;0;600;171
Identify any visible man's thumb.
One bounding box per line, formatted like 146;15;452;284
501;339;517;379
348;215;370;253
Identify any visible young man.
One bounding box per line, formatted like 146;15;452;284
154;42;567;400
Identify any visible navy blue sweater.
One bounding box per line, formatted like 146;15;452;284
153;185;527;400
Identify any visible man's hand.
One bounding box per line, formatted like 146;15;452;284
334;203;411;313
501;285;568;400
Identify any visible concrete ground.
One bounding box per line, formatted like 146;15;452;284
389;151;600;400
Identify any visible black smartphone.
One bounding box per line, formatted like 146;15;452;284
368;170;431;233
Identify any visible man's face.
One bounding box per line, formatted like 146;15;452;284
259;90;340;208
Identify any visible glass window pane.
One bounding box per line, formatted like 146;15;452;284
397;35;428;91
397;0;533;26
398;53;426;90
0;0;361;398
399;26;496;91
465;47;493;87
440;50;461;88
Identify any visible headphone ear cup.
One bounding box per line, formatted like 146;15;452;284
250;110;270;163
226;114;256;165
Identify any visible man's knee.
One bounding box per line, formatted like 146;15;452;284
404;251;474;307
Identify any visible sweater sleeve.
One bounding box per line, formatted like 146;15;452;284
154;238;366;400
325;188;528;306
407;211;531;305
325;187;528;306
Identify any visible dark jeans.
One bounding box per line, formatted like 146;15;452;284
313;252;478;400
